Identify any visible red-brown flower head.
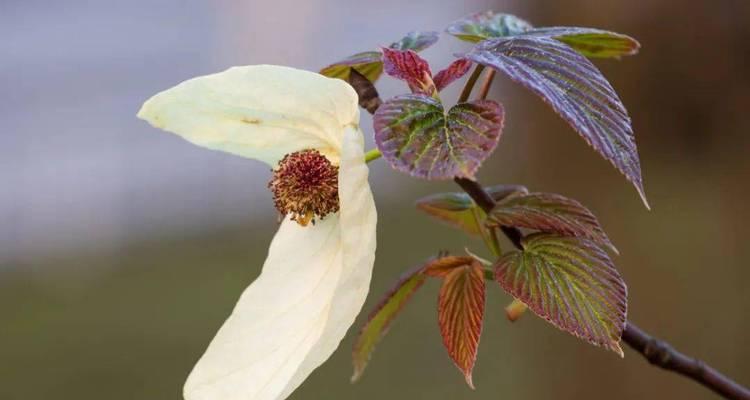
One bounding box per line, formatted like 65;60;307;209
269;149;339;226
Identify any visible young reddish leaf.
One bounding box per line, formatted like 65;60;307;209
433;58;473;91
352;264;428;382
374;94;504;180
487;192;617;253
381;48;436;95
424;255;476;277
438;260;486;389
446;11;532;43
320;51;384;82
466;36;648;207
527;27;640;58
416;185;528;235
390;30;441;51
494;234;627;355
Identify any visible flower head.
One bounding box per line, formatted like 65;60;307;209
269;149;340;225
137;65;377;400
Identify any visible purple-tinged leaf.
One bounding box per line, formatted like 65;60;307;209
374;94;504;180
390;30;440;51
526;27;640;58
352;264;428;382
494;234;627;355
321;31;439;85
416;185;528;235
438;260;486;389
466;36;648;207
320;51;384;82
349;69;382;114
381;48;435;95
446;11;532;43
433;58;473;91
487;192;617;253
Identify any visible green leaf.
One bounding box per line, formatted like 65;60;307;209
351;264;427;382
320;51;384;82
527;27;640;58
416;185;528;235
374;94;504;180
446;11;532;43
494;234;627;355
438;260;486;388
390;30;440;51
487;192;617;253
466;36;648;207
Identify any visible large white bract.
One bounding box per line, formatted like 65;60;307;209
138;65;377;400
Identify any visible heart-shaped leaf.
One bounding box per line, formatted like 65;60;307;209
321;31;439;84
446;11;532;43
466;36;647;207
494;234;627;355
382;48;435;95
374;94;504;180
487;192;617;253
438;260;486;388
527;27;640;58
416;185;528;235
433;58;473;91
352;264;428;382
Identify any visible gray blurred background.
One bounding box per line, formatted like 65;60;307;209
1;0;748;399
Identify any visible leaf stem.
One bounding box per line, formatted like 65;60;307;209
477;69;497;101
457;65;485;103
364;148;382;163
455;176;750;400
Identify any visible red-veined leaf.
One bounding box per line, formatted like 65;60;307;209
424;255;476;277
466;36;648;207
446;11;532;43
374;94;504;180
415;185;528;235
487;192;617;253
438;260;486;388
381;48;435;95
433;58;473;91
527;27;640;58
352;264;428;382
494;234;627;355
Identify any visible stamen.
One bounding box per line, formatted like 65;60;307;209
268;149;339;226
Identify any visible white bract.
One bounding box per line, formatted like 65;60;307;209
138;65;377;400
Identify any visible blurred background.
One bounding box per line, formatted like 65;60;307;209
2;0;748;399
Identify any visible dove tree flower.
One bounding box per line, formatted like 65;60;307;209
137;65;377;400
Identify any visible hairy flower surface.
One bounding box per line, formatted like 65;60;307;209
137;65;377;400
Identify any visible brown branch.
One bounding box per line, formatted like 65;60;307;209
454;177;750;400
622;323;750;400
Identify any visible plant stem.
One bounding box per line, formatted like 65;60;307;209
477;69;496;101
364;148;382;163
457;65;485;103
454;176;750;400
